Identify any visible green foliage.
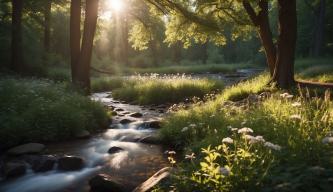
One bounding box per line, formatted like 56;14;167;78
92;74;224;105
158;74;333;191
0;77;109;150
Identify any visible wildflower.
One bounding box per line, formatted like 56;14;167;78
308;166;325;172
189;123;196;128
280;92;293;98
241;121;247;126
219;167;230;176
231;128;238;132
246;135;265;144
210;114;216;118
290;114;301;120
264;142;282;151
255;136;265;143
238;127;254;134
291;102;301;107
222;137;234;144
168;150;176;155
322;136;333;144
181;127;189;132
227;125;233;129
214;129;218;133
185;153;196;160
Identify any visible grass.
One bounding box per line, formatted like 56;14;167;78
295;57;333;83
92;74;224;105
157;73;333;191
0;77;109;151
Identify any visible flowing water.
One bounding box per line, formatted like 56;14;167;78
0;92;169;192
0;69;261;192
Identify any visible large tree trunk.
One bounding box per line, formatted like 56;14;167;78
11;0;24;73
70;0;81;84
312;0;325;57
272;0;297;89
77;0;99;93
44;1;51;53
243;0;276;75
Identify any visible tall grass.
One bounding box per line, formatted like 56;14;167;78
0;77;109;150
158;74;333;191
92;75;224;105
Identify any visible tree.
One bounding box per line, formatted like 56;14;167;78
141;0;299;88
70;0;99;93
11;0;24;73
44;1;52;53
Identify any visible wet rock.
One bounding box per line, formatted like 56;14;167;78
158;110;164;113
139;135;160;144
89;174;124;192
4;162;26;178
119;118;133;124
121;111;131;115
74;130;90;139
7;143;45;155
133;167;172;192
115;108;124;112
107;146;124;154
145;120;161;129
58;156;84;171
23;155;56;172
130;112;143;118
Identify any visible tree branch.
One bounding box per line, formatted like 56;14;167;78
242;0;259;26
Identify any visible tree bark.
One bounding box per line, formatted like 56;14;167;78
77;0;99;93
272;0;297;89
70;0;81;84
243;0;276;76
44;1;52;53
11;0;24;73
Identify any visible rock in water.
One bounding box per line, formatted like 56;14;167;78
129;112;143;118
7;143;45;155
107;146;124;154
24;155;56;172
4;162;26;178
89;174;124;192
133;167;172;192
119;118;133;124
145;120;161;129
58;156;84;171
74;130;91;139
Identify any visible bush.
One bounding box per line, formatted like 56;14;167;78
0;77;109;150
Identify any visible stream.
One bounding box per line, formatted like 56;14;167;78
0;69;261;192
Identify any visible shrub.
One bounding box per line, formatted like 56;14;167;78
0;77;109;150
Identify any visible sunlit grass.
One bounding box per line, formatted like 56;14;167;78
158;74;333;191
92;74;224;105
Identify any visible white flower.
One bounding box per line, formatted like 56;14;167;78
189;123;196;127
210;114;216;118
290;114;301;120
227;125;233;129
291;102;301;107
280;92;293;98
238;127;254;134
222;137;234;144
167;150;176;155
185;153;196;160
241;121;247;126
322;136;333;144
219;167;230;176
255;136;265;143
264;142;282;151
214;129;218;133
231;128;238;132
181;127;189;132
245;135;266;144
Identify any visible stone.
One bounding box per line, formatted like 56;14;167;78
129;112;143;118
107;146;124;154
74;130;90;139
7;143;45;155
119;118;133;124
145;121;161;129
133;167;172;192
24;155;56;172
89;174;124;192
115;108;124;112
4;162;26;178
58;156;84;171
139;135;160;144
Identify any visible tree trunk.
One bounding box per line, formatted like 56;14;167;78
172;41;182;64
201;42;208;64
243;0;276;76
77;0;99;93
44;1;51;53
312;0;325;57
149;39;159;67
70;0;81;84
272;0;297;89
11;0;24;73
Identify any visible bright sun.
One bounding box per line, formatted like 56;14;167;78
107;0;124;12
